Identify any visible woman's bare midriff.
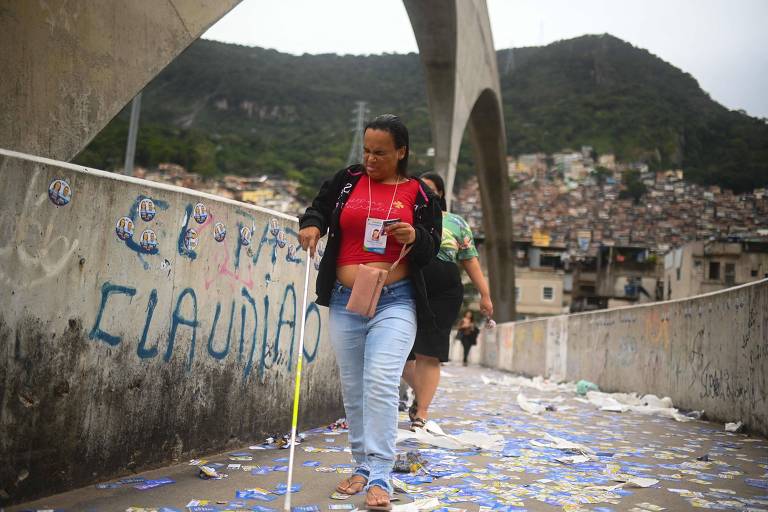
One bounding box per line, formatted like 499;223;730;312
336;262;411;289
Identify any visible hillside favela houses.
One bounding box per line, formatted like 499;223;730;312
454;147;768;319
133;163;303;215
131;147;767;321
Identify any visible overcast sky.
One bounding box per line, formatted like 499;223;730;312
203;0;768;118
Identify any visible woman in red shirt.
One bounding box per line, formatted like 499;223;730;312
299;115;441;509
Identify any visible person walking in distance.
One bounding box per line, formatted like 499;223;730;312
401;172;493;430
458;310;480;366
298;115;442;510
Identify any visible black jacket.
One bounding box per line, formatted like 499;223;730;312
299;164;443;324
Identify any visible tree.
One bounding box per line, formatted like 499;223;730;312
619;169;648;204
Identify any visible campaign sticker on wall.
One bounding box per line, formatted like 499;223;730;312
240;226;252;246
269;218;280;236
139;229;158;252
115;217;135;241
214;222;226;242
287;244;297;261
193;202;208;224
276;230;287;248
138;198;156;222
314;255;321;271
317;241;326;258
48;179;72;206
184;228;199;251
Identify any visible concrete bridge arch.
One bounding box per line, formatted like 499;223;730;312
404;0;516;320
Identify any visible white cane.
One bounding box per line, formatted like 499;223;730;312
284;251;313;511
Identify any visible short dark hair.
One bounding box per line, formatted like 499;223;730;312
420;171;447;211
364;114;409;175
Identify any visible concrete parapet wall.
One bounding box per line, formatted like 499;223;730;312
478;279;768;436
0;150;341;504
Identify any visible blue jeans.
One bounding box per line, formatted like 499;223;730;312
329;278;417;494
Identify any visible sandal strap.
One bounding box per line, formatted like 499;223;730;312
338;474;367;494
410;417;427;429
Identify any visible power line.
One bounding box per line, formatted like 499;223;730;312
346;101;369;166
504;47;516;75
124;92;142;176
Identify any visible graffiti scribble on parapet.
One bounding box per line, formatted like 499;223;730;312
204;217;304;293
119;194;169;269
177;202;215;261
643;308;671;351
0;169;80;289
88;280;321;384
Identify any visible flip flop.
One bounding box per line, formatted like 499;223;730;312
336;474;367;495
410;417;426;432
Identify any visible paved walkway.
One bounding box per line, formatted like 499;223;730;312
11;364;768;512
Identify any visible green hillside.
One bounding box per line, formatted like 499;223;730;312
75;35;768;194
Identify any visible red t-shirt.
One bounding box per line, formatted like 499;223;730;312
337;176;420;266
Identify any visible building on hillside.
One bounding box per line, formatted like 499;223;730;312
552;151;582;179
512;241;571;319
663;240;768;300
571;244;660;312
512;153;548;180
241;188;275;204
597;154;616;170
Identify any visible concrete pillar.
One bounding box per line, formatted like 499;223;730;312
0;0;242;162
404;0;516;321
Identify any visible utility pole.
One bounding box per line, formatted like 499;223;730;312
123;92;142;176
504;47;515;75
346;101;369;167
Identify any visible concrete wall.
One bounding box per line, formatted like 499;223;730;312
0;0;241;161
0;149;341;504
477;279;768;436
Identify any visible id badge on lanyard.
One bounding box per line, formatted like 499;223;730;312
364;217;387;254
364;175;402;254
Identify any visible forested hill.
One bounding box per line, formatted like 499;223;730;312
75;34;768;193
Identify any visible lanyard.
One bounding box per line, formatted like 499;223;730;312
367;175;401;221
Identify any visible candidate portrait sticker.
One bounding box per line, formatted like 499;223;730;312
48;179;72;206
269;218;280;236
138;198;156;222
115;217;135;241
184;228;199;251
240;226;252;246
214;222;227;242
276;230;287;248
193;202;208;224
139;229;158;252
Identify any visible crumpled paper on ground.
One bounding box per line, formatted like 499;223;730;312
584;391;692;422
517;393;547;414
613;475;660;488
397;420;504;451
530;433;596;456
481;374;575;393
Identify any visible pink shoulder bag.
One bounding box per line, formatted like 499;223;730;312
346;244;412;318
